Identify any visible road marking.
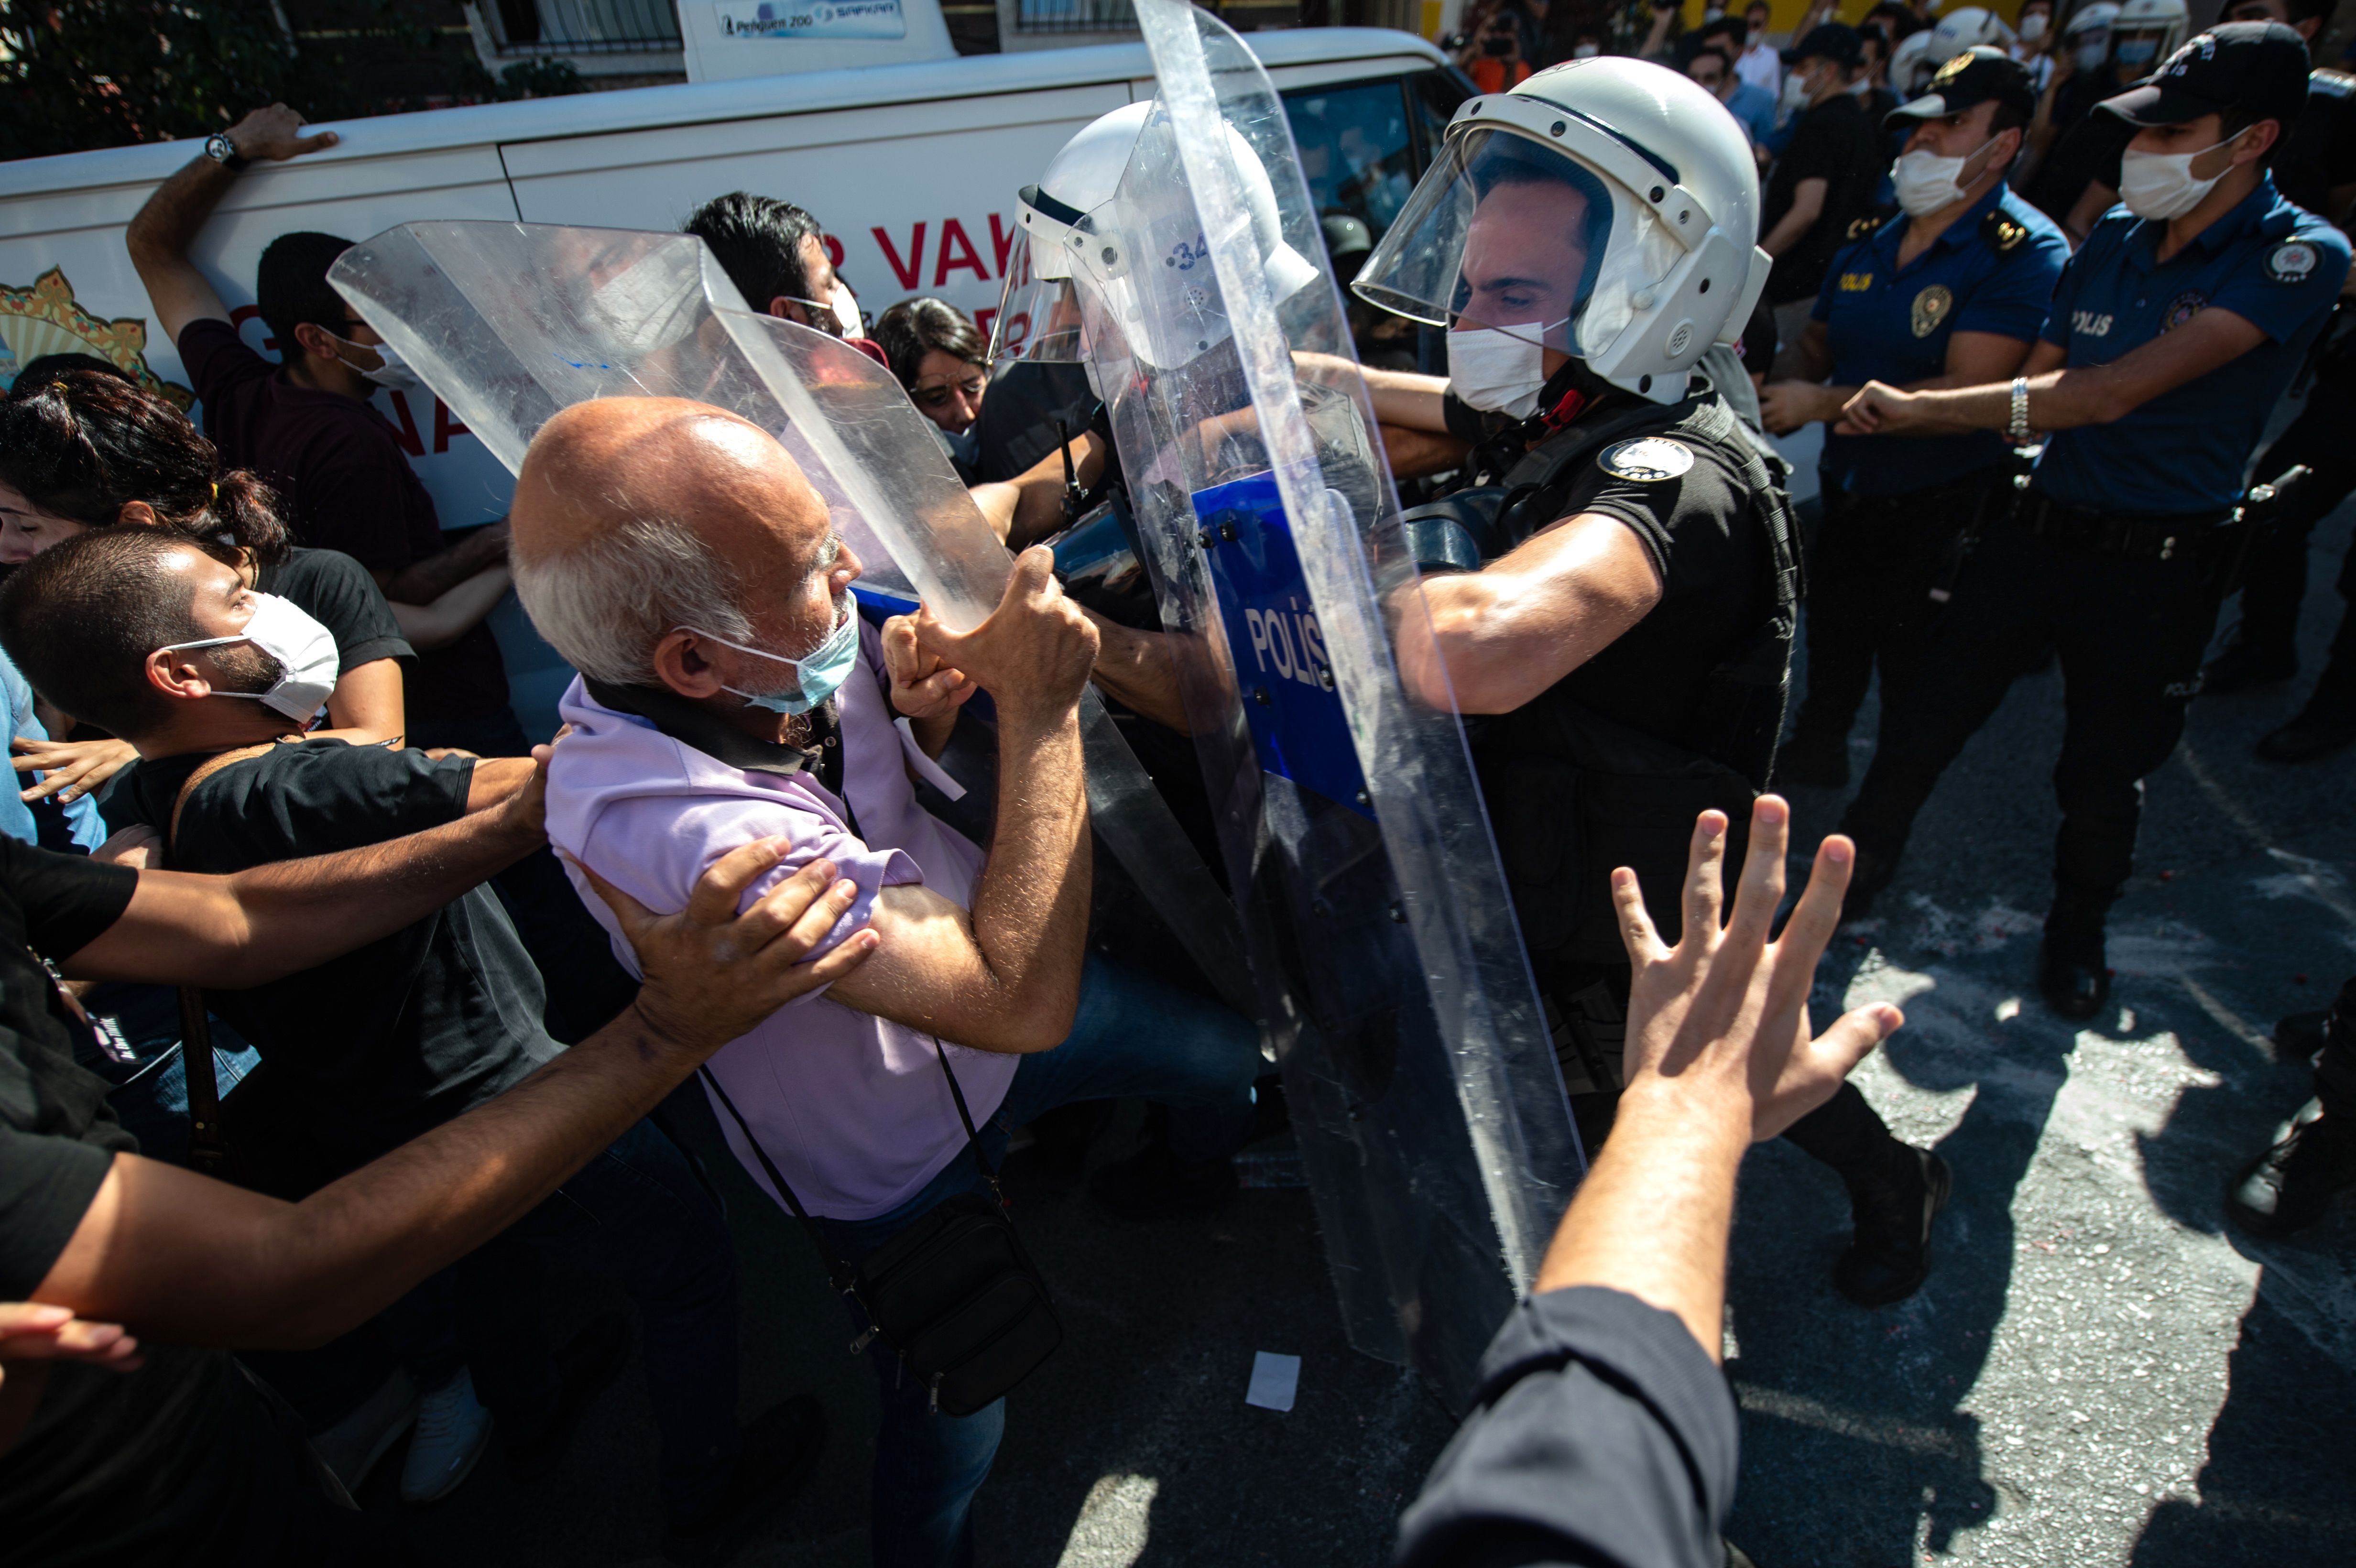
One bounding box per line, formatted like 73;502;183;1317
1055;1473;1160;1568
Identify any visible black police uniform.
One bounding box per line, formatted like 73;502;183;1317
1841;153;2350;1013
2203;67;2356;758
1783;180;2071;786
1409;363;1946;1305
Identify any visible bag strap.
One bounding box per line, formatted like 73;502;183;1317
166;741;288;1175
695;1033;1004;1282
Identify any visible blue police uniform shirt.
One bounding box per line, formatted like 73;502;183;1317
2032;174;2350;516
1812;182;2070;497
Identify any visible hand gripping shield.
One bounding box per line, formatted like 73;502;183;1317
326;221;1251;1014
1089;0;1587;1405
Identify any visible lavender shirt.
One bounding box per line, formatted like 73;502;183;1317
545;621;1011;1220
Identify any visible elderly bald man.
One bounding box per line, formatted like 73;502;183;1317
510;398;1263;1568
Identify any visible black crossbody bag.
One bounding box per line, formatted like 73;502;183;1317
697;1045;1061;1416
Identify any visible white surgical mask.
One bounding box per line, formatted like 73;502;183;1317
1573;42;1600;56
2114;35;2159;65
1448;324;1552;418
681;599;861;716
1780;69;1815;111
1892;138;1995;217
2118;132;2242;221
2018;11;2048;40
2072;38;2109;71
325;329;422;392
1704;5;1724;18
160;594;340;723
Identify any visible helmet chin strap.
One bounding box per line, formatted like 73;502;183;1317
1533;356;1619;432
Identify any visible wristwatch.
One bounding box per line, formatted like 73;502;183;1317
2008;376;2031;445
203;132;250;173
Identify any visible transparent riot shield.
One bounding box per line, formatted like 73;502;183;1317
1077;0;1588;1405
328;222;1253;1016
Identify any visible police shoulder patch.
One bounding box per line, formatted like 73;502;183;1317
1597;437;1696;483
1982;211;2028;253
2267;239;2321;284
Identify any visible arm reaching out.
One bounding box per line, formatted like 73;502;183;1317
1533;797;1903;1354
32;838;874;1350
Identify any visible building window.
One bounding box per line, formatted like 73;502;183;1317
484;0;682;53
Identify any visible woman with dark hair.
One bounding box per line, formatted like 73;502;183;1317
874;297;990;478
0;370;439;805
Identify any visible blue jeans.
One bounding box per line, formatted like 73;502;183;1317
808;955;1260;1568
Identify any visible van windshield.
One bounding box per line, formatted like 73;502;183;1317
1281;69;1466;247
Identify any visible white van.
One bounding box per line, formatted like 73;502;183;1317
0;27;1466;731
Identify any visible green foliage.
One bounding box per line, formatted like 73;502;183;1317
0;0;436;159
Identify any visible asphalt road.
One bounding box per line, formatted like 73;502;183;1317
360;425;2356;1568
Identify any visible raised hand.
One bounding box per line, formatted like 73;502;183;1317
881;613;977;724
911;546;1098;725
1613;796;1902;1143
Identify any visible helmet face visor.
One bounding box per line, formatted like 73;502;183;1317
987;233;1090;367
1352;126;1681;360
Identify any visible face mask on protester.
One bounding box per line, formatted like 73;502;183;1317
158;594;340;724
681;599;861;716
1447;324;1553;418
2118;131;2245;221
1892;138;1996;217
2073;38;2109;71
323;328;423;392
1573;42;1601;56
2114;35;2160;65
2018;11;2049;40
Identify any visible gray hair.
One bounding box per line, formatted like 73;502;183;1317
512;514;757;688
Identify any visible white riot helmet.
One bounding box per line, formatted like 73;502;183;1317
2063;1;2123;71
1352;55;1767;406
1926;7;2010;67
988;99;1320;371
2110;0;2188;70
1890;27;1939;96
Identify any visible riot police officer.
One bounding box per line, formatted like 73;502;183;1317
1761;49;2070;788
1350;56;1955;1308
1837;22;2351;1018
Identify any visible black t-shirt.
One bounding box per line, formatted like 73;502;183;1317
2023;74;2137;225
2257;70;2356;217
0;838;243;1567
179;319;510;730
969;361;1099;483
255;546;413;679
111;742;557;1183
1763;93;1883;304
1545;399;1768;741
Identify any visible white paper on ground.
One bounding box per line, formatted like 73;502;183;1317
894;716;970;801
1244;1351;1300;1413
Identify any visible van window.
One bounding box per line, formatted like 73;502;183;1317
1284;80;1411;239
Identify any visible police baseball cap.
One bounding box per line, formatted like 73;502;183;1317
1784;22;1865;68
1885;46;2039;129
2099;21;2311;131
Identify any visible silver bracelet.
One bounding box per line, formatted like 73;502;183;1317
2008;376;2030;444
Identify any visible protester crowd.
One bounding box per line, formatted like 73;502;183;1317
1;4;2354;1567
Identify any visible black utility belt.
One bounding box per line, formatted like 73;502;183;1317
2015;490;2233;564
1823;469;2000;514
